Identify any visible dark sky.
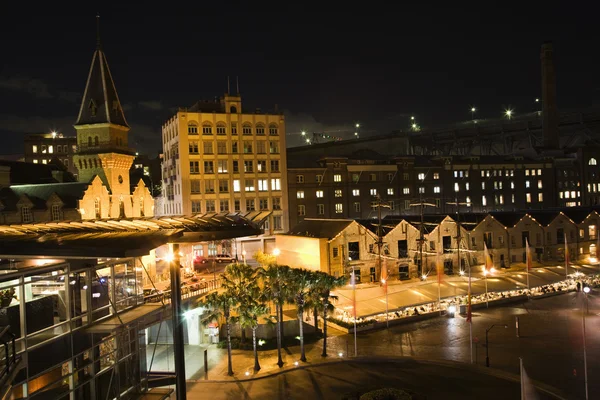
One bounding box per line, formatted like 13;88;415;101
1;5;599;155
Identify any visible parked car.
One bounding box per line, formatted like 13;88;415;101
197;254;236;264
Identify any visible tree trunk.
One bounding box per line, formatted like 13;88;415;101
252;327;260;371
276;302;283;367
226;314;233;376
321;293;329;357
298;307;306;362
279;302;285;342
313;306;319;336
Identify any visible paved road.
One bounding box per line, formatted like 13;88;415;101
334;263;600;317
325;290;598;400
186;360;557;400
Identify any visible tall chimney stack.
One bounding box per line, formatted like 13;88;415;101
541;42;559;149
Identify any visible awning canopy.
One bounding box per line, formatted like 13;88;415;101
0;213;263;258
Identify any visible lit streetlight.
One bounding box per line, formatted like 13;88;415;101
470;107;476;121
535;98;540;103
305;138;310;144
412;123;417;129
504;109;513;120
273;248;280;257
301;131;306;136
355;123;360;128
582;286;590;399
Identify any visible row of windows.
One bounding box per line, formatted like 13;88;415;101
31;144;75;154
297;188;395;199
187;122;279;136
32;159;70;167
298;201;398;216
19;204;62;223
189;140;280;155
189;160;280;174
476;226;597;249
189;178;282;194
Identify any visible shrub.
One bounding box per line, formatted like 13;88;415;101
359;388;413;400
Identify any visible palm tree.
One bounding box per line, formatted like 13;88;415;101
259;264;291;367
289;269;315;362
199;292;236;376
239;302;269;371
314;272;346;357
222;263;257;343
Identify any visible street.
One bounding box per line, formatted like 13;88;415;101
150;287;598;399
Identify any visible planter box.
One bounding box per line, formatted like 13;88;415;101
471;295;528;310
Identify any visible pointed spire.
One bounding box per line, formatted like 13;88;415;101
75;15;128;128
96;13;101;50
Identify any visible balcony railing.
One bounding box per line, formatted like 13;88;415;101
0;325;20;392
77;141;135;155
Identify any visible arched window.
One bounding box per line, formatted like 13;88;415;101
94;136;99;146
590;158;597;166
94;198;101;219
119;196;125;218
88;137;92;147
230;105;237;113
188;122;198;134
202;123;213;135
255;124;265;136
269;124;278;136
242;123;252;135
216;123;226;135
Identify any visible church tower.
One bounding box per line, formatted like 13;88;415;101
73;16;136;218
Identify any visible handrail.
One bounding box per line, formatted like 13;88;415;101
142;278;221;304
0;325;19;386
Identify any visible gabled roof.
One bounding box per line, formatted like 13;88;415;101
0;182;89;211
562;208;598;224
284;218;353;240
488;212;526;228
75;45;128;127
525;211;561;227
356;219;395;236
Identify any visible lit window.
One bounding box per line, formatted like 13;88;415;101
499;195;504;204
33;159;38;164
511;181;515;189
526;193;532;203
48;145;53;154
433;172;440;180
271;178;281;190
538;193;543;202
387;188;394;195
403;188;410;195
258;179;268;191
42;159;47;164
590;158;597;166
466;196;471;205
481;182;485;190
454;182;459;192
233;180;241;192
316;190;324;198
352;189;360;196
537;169;542;175
525;181;530;188
32;145;38;153
511;194;515;203
370;188;377;196
335;189;343;197
465;183;470;191
418;173;425;181
482;195;487;206
419;187;425;194
434;186;440;193
453;171;458;178
297;190;305;199
334;174;342;182
538;180;543;189
525;170;530;176
245;180;255;192
335;203;343;213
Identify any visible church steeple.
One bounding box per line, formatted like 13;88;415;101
75;15;128;128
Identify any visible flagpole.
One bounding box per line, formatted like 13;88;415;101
385;280;389;329
352;270;357;357
468;261;473;364
526;239;530;291
520;357;525;400
485;270;489;308
437;253;442;314
565;236;568;280
583;292;589;400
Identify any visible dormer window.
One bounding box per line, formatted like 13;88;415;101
51;204;61;221
21;206;32;223
89;99;97;117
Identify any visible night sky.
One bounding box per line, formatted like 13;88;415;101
1;5;599;156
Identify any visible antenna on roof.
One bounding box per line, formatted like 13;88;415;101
227;76;230;94
236;76;240;95
96;13;101;50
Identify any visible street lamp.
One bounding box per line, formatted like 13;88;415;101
504;109;513;120
301;131;306;136
485;324;508;367
582;286;590;399
470;107;476;121
273;248;280;263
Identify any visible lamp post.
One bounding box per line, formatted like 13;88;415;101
582;286;590;400
504;109;513;120
485;323;508;367
169;244;187;400
471;107;476;121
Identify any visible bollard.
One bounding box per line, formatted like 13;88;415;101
515;316;520;338
204;349;208;380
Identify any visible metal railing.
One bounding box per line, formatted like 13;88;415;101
0;325;19;386
142;278;221;304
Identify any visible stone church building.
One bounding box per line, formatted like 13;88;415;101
0;37;153;223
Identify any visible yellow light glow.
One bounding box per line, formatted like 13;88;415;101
273;248;281;256
381;278;386;284
165;252;174;262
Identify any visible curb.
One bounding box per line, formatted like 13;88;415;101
186;355;569;399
